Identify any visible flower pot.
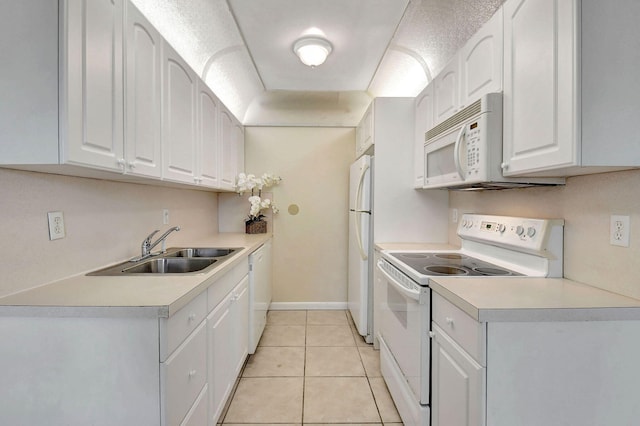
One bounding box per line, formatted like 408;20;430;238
246;220;267;234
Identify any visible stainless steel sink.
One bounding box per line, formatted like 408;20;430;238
122;257;217;274
87;246;242;276
164;248;238;258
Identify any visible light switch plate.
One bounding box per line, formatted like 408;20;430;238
47;211;66;240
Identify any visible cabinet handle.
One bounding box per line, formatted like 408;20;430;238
128;161;136;169
188;313;197;322
445;317;454;326
428;331;436;339
117;158;125;169
501;162;509;171
188;369;197;379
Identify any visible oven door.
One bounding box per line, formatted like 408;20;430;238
377;260;430;404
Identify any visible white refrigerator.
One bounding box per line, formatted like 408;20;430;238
347;98;450;346
348;154;373;341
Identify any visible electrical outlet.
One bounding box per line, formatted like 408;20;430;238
47;211;66;240
163;209;170;225
610;215;630;247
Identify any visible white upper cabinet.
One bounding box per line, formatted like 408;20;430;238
414;83;435;188
219;107;238;191
1;1;242;191
433;54;460;124
459;8;503;109
502;0;640;176
162;41;198;184
501;0;577;176
356;103;374;158
197;81;221;188
235;122;245;177
63;0;124;171
124;2;162;178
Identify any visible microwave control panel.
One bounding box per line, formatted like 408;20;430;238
465;121;481;177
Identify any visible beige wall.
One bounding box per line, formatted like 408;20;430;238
0;169;219;298
241;127;355;304
449;168;640;299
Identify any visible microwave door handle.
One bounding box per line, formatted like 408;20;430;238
453;125;466;180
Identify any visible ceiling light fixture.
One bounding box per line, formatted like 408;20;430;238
293;36;333;67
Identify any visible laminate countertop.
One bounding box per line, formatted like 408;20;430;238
375;242;640;322
430;277;640;322
0;233;271;318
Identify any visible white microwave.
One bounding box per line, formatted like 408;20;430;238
423;93;564;190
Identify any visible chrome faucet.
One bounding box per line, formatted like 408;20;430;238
135;226;181;261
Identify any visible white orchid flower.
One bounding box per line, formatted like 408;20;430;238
260;198;271;209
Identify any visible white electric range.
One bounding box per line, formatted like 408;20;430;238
376;214;564;426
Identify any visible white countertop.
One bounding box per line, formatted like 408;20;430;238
430;277;640;322
0;233;271;318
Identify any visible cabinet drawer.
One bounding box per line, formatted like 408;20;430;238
432;292;486;365
161;290;207;361
208;260;249;311
162;321;207;426
180;384;208;426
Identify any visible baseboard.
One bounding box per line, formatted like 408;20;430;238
269;302;348;310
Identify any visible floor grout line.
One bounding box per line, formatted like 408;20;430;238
223;309;396;425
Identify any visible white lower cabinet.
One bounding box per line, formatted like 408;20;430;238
0;259;250;426
162;321;208;426
180;385;209;426
431;292;486;426
207;276;249;424
431;324;485;426
431;291;640;426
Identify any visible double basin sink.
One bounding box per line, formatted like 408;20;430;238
88;247;241;276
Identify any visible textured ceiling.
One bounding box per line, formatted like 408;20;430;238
131;0;503;126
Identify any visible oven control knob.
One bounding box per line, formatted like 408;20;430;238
497;224;506;233
516;225;525;236
527;227;536;238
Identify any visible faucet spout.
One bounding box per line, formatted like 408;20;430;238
135;226;181;261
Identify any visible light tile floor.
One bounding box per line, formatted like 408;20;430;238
220;310;403;425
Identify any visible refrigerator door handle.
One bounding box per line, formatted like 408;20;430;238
354;163;370;261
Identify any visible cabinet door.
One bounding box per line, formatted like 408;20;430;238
63;0;124;171
459;8;503;108
431;324;485;426
219;107;237;191
232;276;249;376
356;104;374;157
235;122;245;178
124;2;162;178
197;82;220;188
162;42;198;184
207;291;235;424
414;84;435;188
434;54;459;124
502;0;578;176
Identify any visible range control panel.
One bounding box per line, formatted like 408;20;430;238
457;214;564;254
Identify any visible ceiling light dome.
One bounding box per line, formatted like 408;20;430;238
293;36;333;67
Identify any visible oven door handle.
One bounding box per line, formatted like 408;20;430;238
376;261;421;302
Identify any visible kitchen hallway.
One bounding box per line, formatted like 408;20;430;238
219;310;403;425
